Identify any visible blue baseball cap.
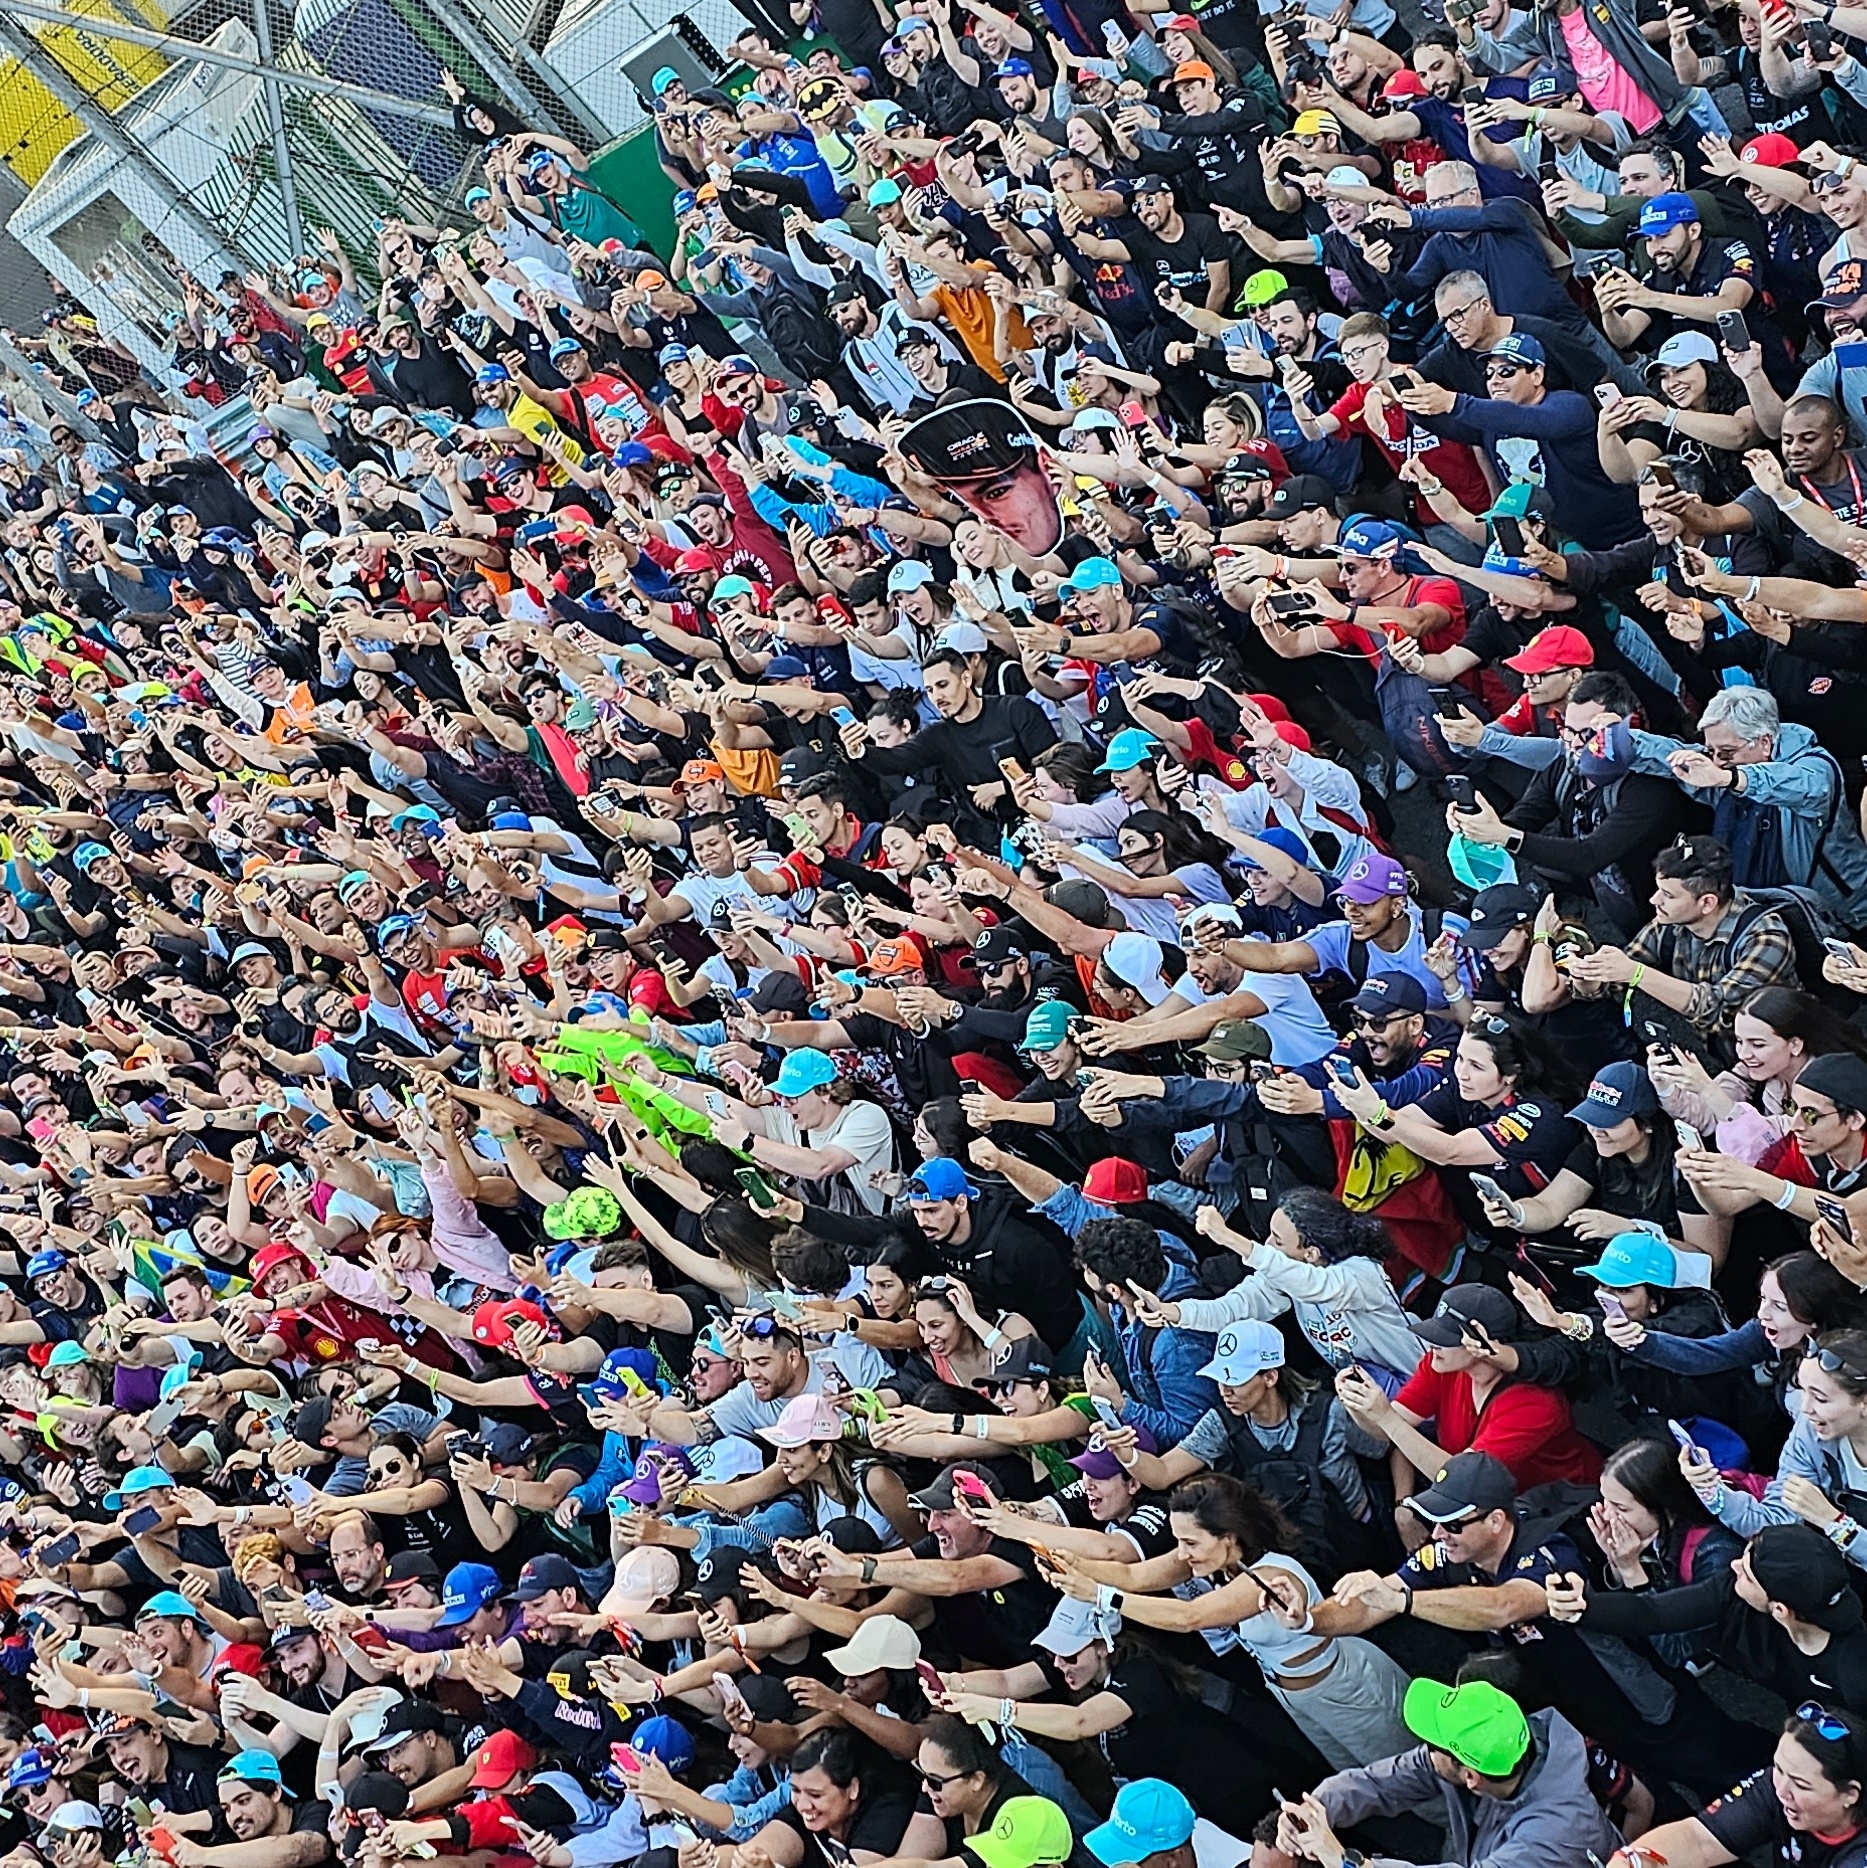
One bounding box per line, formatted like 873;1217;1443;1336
1086;1780;1199;1866
658;342;691;364
1338;517;1406;559
651;65;682;94
1567;1058;1660;1129
995;55;1035;78
219;1749;291;1794
765;654;810;680
72;840;110;873
1237;825;1312;871
25;1250;67;1280
464;186;492;206
868;177;904;206
1484;332;1546;369
632;1714;696;1772
475;362;510;385
587;1346;661;1402
773;1049;838;1097
548;336;585;360
1638;190;1699;237
1579;1231;1705;1291
44;1341;87;1371
907;1157;979;1203
1524;63;1569;102
389;803;440;829
137;1588;204;1625
436;1561;505;1626
1064;555;1122;592
1096;727;1161;773
7;1749;54;1792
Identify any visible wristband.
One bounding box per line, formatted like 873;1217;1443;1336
1775;1179;1801;1211
1831;1515;1861;1550
1397;1581;1414;1615
999;1698;1016;1729
974;1416;991;1438
1095;1584;1123;1612
951;1413;965;1434
1780;491;1807;511
980;1325;1006;1350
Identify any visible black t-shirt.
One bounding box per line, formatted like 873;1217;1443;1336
1700;1768;1867;1868
911;1531;1058;1670
775;1786;922;1866
1119;211;1234;300
1409;1080;1577;1200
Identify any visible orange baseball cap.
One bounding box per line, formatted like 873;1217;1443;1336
635;270;669;291
679;758;726;787
865;938;925;977
1173;58;1215;80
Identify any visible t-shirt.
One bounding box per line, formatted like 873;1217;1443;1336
1556;4;1662;130
705;1343;892;1442
774;1786;921;1866
765;1097;896;1214
1408;1080;1578;1197
914;1532;1058;1670
1302;911;1457;1011
1391;1363;1602;1487
1326;381;1492;519
1120;212;1234;299
1700;1768;1867;1868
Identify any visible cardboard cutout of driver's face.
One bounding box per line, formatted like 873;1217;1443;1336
898;398;1061;556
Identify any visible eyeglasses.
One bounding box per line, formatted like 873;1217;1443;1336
1798;1700;1853;1740
1440;299;1488;324
1783;1100;1840;1126
915;1768;974;1789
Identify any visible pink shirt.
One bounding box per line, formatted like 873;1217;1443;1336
1557;4;1662;132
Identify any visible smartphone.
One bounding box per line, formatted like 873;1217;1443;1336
1826;937;1860;962
122;1505;163;1536
916;1658;944;1696
1446;775;1478;810
1118;398;1149;429
1326;1054;1360;1087
1666;1417;1703;1459
611;1742;643;1774
1388;369;1419;395
952;1470;992;1503
1816;1191;1854;1234
830;706;858;728
1267;590;1313;617
1492;515;1527;558
38;1531;79;1567
1460;83;1487;107
1808;17;1835;54
303;1588;334;1613
404;879;441;911
1640;1019;1673;1046
1593;383;1623;408
279;1475;317;1507
735;1166;782;1211
717;1673;752;1719
350;1624;389;1653
1598;1290;1629;1323
1716;309;1752;354
1674;1120;1704;1153
1090;1396;1123;1431
1469;1171;1512;1210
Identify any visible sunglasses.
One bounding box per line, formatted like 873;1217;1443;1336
915;1767;974;1789
1814;1346;1867;1378
739;1314;789;1339
1799;1700;1853;1740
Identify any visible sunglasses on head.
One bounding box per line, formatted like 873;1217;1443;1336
1814;1345;1867;1378
739;1314;788;1340
1799;1700;1853;1741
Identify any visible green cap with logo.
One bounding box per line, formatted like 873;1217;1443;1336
965;1798;1074;1868
1018;999;1076;1054
1402;1677;1531;1778
1195;1019;1271;1063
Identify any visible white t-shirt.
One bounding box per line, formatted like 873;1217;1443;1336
766;1097;896;1214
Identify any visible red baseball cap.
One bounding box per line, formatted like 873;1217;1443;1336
1084;1158;1149;1204
1382;69;1429;99
1740;131;1801;167
1504;624;1595;676
469;1730;538;1791
472;1298;552;1350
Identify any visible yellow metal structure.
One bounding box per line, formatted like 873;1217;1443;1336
0;0;168;186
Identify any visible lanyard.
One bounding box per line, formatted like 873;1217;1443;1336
1799;453;1865;518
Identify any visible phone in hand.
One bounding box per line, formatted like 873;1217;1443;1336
1598;1290;1630;1323
916;1658;945;1697
735;1166;782;1211
1326;1054;1360;1088
1460;83;1487;107
1267;589;1314;618
830;706;858;728
1816;1191;1854;1235
1826;937;1860;963
1809;18;1836;57
1667;1416;1704;1461
1717;309;1752;354
121;1505;163;1537
1674;1120;1704;1153
1593;382;1623;408
1090;1395;1123;1431
1491;515;1527;558
1446;775;1478;810
1469;1171;1512;1212
38;1531;79;1568
952;1470;992;1503
1118;398;1149;430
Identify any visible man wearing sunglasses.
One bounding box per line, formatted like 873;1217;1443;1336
1394;331;1646;546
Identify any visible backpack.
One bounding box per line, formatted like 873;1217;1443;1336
1219;1391;1371;1587
1657;885;1851;1010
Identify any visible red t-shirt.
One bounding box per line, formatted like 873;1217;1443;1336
1393;1362;1602;1488
1327;574;1469;663
1327;381;1492;524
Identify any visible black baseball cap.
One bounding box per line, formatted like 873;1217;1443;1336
1266;474;1337;520
971;927;1028;968
1405;1451;1518;1524
1463;884;1541;952
1411;1282;1519;1348
690;1546;775;1606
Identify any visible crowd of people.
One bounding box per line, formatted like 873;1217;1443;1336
28;4;1867;1868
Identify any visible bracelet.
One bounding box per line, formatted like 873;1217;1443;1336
1272;554;1289;578
1629;964;1646;994
951;1413;964;1435
1397;1581;1414;1615
980;1325;1006;1350
1831;1515;1861;1550
234;1506;251;1526
1774;1179;1801;1211
1842;156;1857;180
1443;982;1468;1003
1779;491;1807;511
999;1697;1016;1730
1562;1312;1594;1342
1744;576;1760;601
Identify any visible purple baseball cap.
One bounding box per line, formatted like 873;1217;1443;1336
1069;1424;1158;1479
1337;853;1408;903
